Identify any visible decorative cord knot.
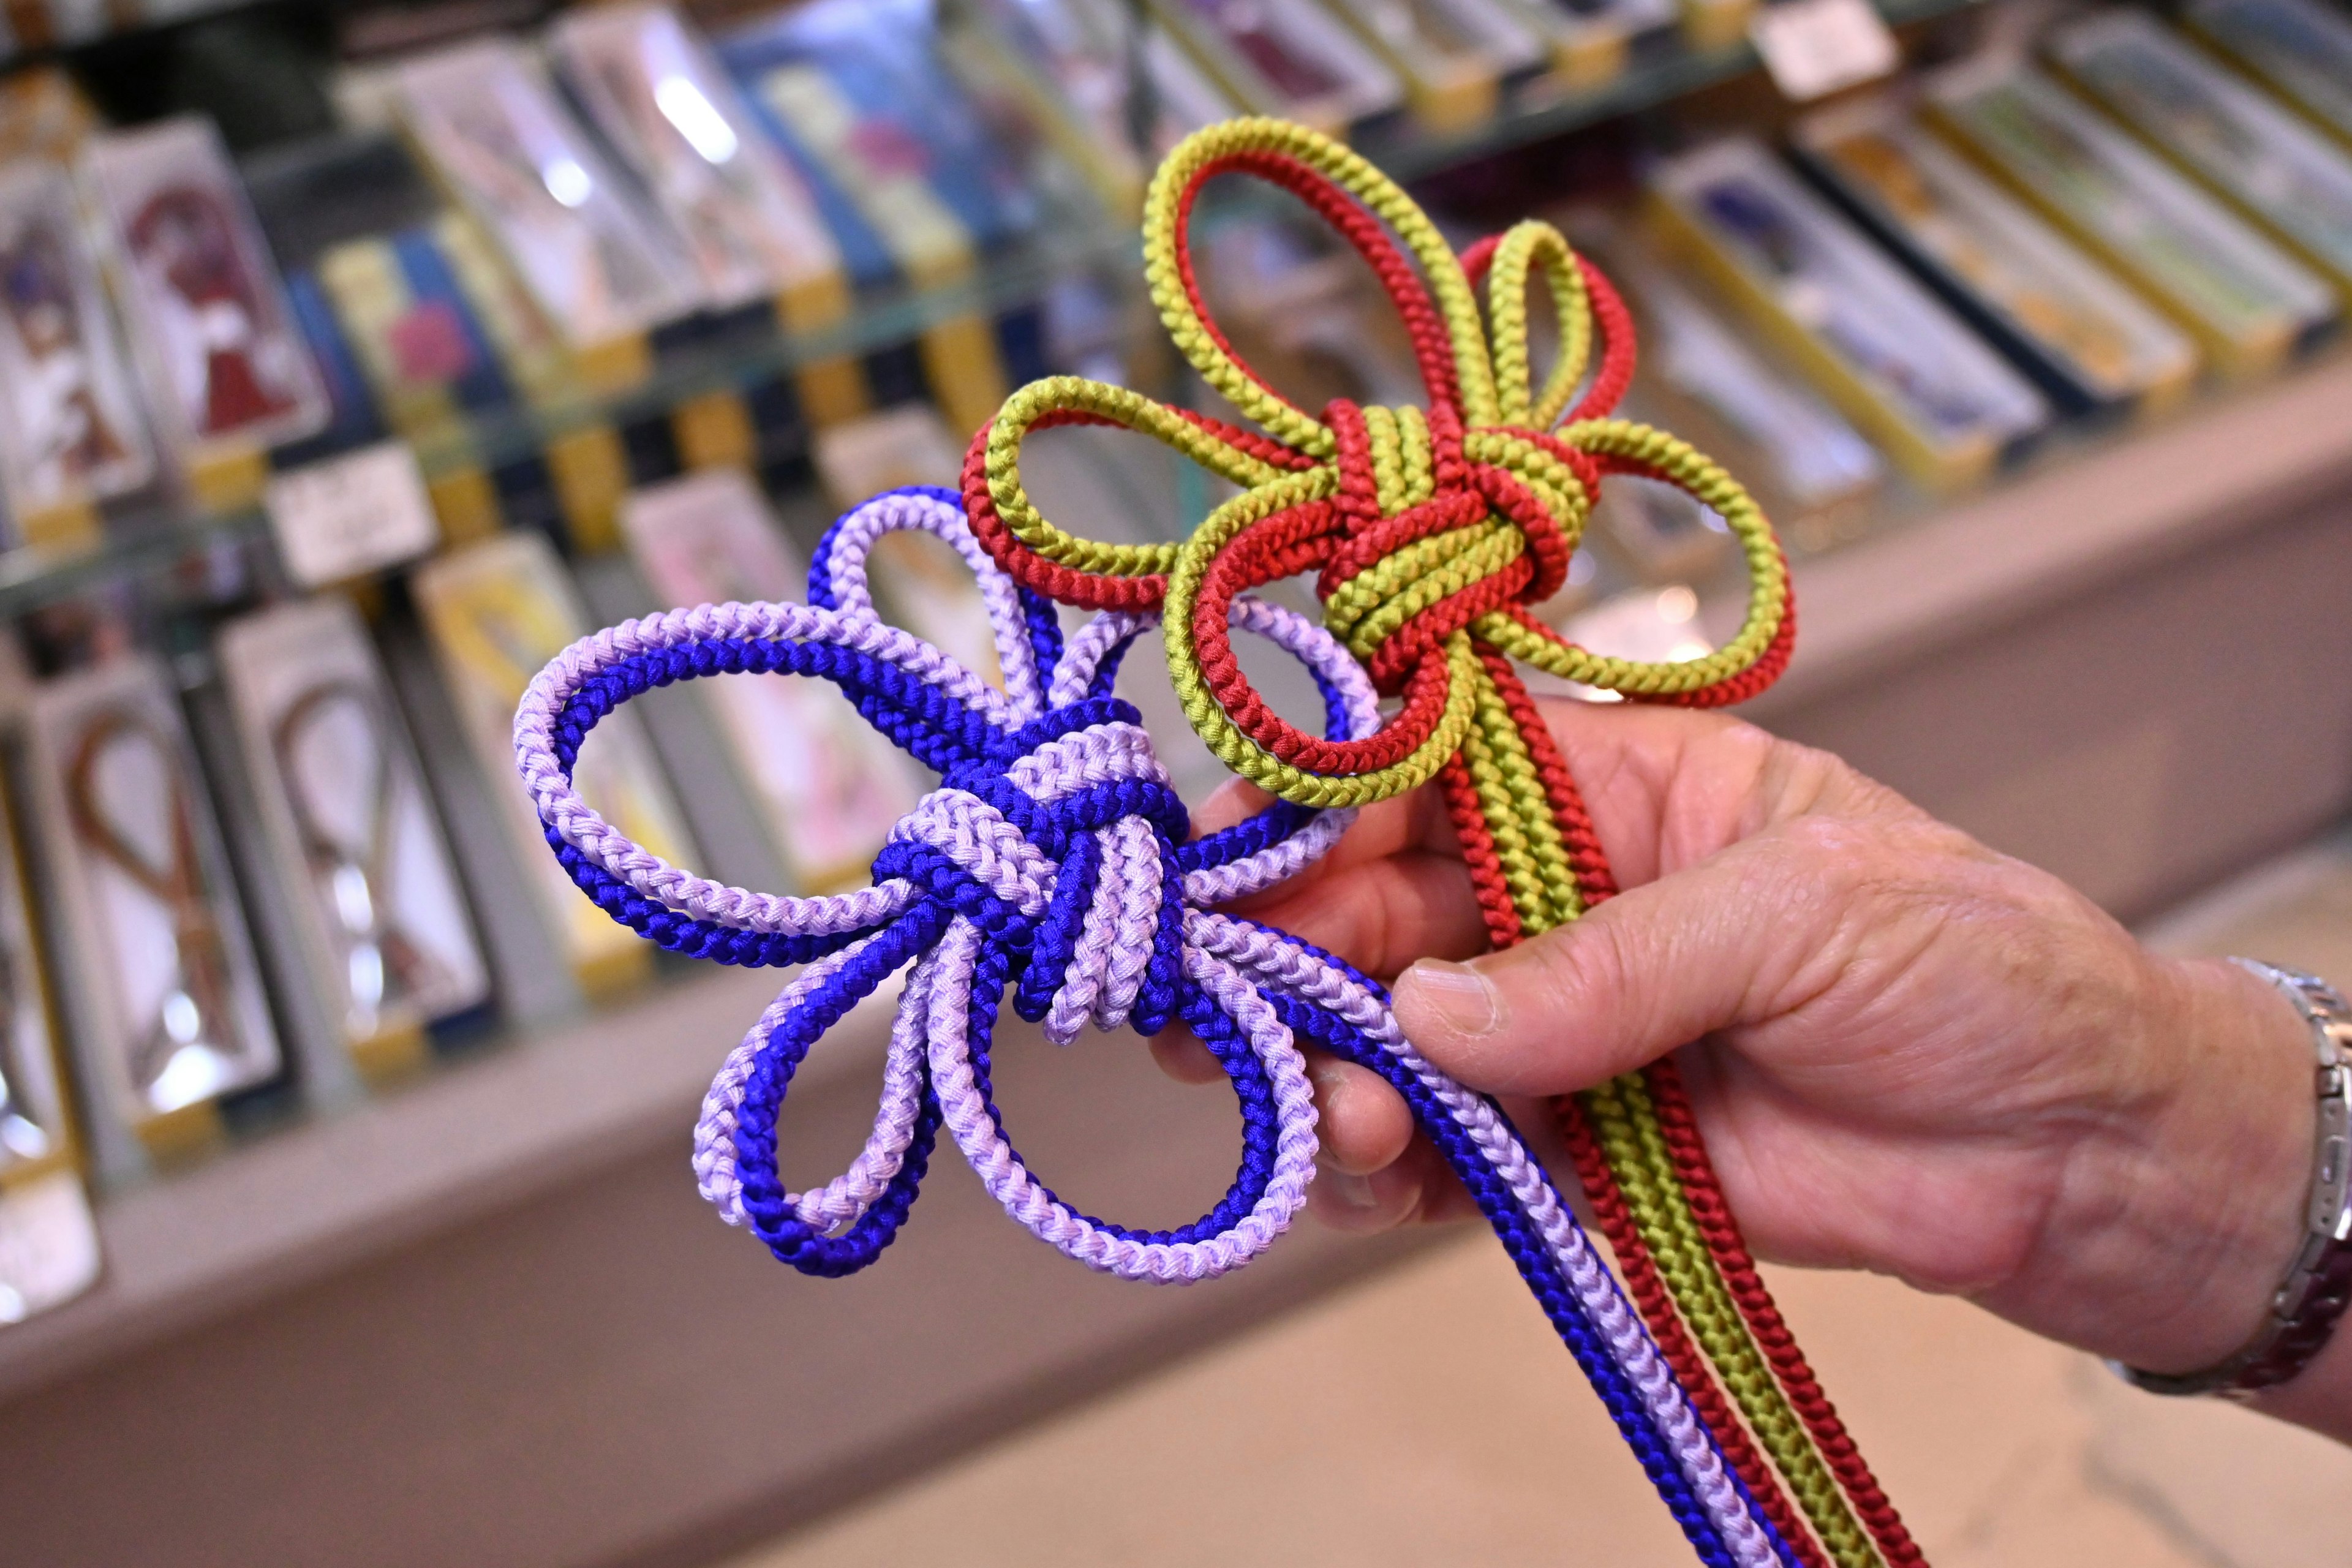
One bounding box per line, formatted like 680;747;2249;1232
960;117;1794;812
1315;396;1595;695
872;695;1189;1042
515;484;1803;1568
945;116;1923;1568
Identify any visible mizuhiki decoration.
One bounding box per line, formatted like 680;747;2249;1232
510;121;1917;1568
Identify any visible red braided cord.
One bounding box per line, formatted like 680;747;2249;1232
1456;241;1638;429
1171;149;1464;410
1441;667;1829;1568
1490;649;1897;1566
1647;1068;1925;1568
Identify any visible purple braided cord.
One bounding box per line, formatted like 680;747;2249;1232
511;490;1782;1567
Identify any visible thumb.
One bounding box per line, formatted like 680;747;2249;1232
1390;827;1848;1095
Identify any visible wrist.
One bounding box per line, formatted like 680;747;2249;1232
1996;954;2315;1371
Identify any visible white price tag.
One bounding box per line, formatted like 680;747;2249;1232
1750;0;1901;102
265;442;440;589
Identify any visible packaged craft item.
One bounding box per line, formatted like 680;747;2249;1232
1648;137;2048;491
0;162;154;546
413;530;696;999
1328;0;1547;134
314;204;638;554
1587;228;1882;541
811;404;1001;686
24;655;283;1163
1925;62;2334;379
395;37;701;385
509;116;1928;1568
2185;0;2352;149
1793;100;2199;418
218;596;492;1082
0;772;102;1325
2050;10;2352;299
81;116;327;510
961;0;1238;205
720;0;1040;434
620;469;922;891
550;4;847;325
1150;0;1404;134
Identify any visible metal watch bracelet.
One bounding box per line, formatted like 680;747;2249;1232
2114;960;2352;1399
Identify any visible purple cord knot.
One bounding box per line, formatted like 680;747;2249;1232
505;488;1803;1566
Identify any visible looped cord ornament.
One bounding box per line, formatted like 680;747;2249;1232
517;489;1812;1567
960;119;1917;1568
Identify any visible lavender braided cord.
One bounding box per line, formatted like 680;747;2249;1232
513;487;1792;1568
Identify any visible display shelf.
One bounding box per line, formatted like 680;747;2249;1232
1358;0;1986;181
0;962;892;1403
0;0;1991;620
3;345;2348;1408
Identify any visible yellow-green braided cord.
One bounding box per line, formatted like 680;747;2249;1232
972;115;1870;1564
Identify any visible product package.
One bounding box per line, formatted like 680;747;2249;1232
1149;0;1404;135
217;596;492;1084
395;37;703;390
2051;11;2352;299
1329;0;1548;134
1581;220;1883;543
24;655;283;1167
620;469;922;891
1648;137;2048;491
81;117;327;511
0;162;154;547
720;0;1045;436
810;404;1002;687
412;530;696;999
1925;62;2335;379
551;4;848;326
0;772;101;1325
2185;0;2352;149
961;0;1239;209
1793;100;2200;418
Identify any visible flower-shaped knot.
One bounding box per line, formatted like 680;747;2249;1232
959;118;1795;811
511;483;1815;1568
871;695;1191;1046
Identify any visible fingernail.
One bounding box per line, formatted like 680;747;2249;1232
1398;959;1502;1037
1318;1168;1381;1210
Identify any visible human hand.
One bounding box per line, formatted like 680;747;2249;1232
1167;699;2318;1386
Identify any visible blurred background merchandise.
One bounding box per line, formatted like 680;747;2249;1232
0;1;2337;1565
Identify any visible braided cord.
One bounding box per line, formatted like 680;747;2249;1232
950;115;1921;1568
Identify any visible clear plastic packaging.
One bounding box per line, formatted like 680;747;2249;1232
1926;61;2335;378
396;37;703;353
1795;99;2199;415
1150;0;1406;133
24;655;284;1161
412;530;698;999
0;162;153;544
549;4;845;317
2185;0;2352;149
218;595;492;1082
1648;137;2048;491
81;116;327;506
2051;10;2352;295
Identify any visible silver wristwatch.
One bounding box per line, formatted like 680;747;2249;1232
2114;959;2352;1398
